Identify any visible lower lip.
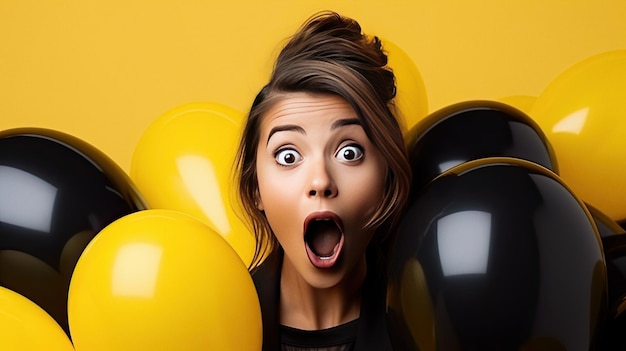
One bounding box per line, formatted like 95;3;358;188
305;236;344;268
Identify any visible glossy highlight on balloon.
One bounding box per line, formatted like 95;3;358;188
68;209;262;351
0;127;148;336
388;157;606;350
130;102;255;266
530;49;626;221
404;100;558;199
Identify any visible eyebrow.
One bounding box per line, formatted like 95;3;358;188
331;118;361;130
267;124;305;145
266;118;362;145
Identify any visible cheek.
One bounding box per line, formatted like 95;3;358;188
256;169;303;235
259;193;302;251
258;177;294;212
360;161;387;199
356;179;385;214
340;165;387;218
255;156;276;210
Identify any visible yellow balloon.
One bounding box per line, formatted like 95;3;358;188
0;286;74;351
382;38;429;132
497;94;537;116
68;209;262;351
530;50;626;221
130;102;255;266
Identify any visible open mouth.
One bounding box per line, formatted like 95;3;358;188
304;212;344;268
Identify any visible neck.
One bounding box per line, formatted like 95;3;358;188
279;258;366;330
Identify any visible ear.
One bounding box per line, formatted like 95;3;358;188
255;192;264;211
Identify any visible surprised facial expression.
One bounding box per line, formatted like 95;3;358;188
255;92;387;289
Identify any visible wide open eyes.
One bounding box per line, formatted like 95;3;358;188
274;144;363;166
335;144;363;163
275;148;303;166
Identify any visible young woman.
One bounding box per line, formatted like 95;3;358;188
235;11;412;350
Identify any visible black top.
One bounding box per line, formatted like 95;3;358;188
251;248;394;351
281;318;358;351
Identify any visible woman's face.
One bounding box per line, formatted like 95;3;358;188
255;92;387;289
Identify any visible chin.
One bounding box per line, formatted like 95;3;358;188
308;277;344;290
304;266;350;290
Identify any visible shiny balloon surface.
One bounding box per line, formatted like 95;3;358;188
405;100;558;199
68;209;262;351
388;157;606;351
130;102;254;266
0;127;148;335
0;286;74;350
530;50;626;221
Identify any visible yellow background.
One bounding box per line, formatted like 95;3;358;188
1;0;625;173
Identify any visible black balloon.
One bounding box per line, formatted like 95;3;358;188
405;100;558;200
599;296;626;351
585;203;626;350
388;157;606;351
0;128;148;336
586;203;626;310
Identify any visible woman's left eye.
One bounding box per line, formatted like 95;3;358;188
335;144;363;162
275;148;303;166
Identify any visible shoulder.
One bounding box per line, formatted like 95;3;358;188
251;249;282;351
251;248;282;290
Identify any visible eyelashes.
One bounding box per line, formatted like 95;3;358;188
273;143;364;167
275;148;302;166
335;144;363;162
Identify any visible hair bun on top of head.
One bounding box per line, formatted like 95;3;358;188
272;10;397;103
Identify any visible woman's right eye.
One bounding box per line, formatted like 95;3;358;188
275;148;303;166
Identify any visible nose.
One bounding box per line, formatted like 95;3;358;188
307;160;337;198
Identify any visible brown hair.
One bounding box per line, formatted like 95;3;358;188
235;11;412;269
